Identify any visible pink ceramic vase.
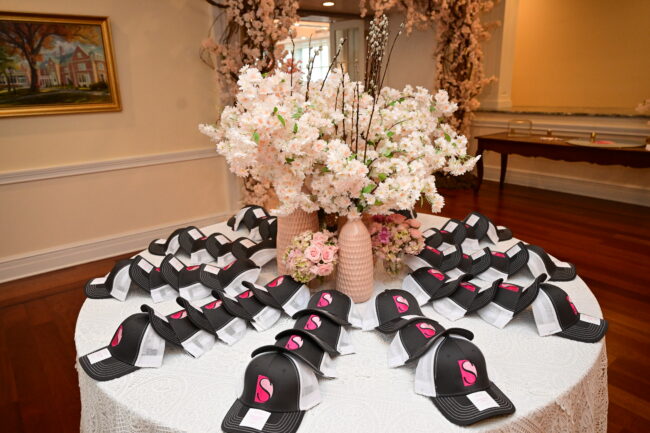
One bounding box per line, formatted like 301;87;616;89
276;209;319;275
336;215;374;303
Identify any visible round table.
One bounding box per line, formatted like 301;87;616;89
75;214;608;433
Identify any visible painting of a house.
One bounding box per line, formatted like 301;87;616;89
0;12;120;117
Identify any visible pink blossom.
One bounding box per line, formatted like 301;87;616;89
321;245;337;263
409;228;423;239
304;245;322;262
316;263;334;276
312;232;328;246
407;219;421;228
378;226;391;244
387;213;407;224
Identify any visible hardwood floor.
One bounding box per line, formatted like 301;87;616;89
0;181;648;432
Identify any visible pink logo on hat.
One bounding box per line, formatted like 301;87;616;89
566;296;578;315
238;290;253;299
460;282;476;292
492;252;506;258
393;295;410;313
458;360;478;386
416;322;436;339
170;310;187;319
254;375;273;403
317;292;333;307
186;265;200;271
304;314;322;330
204;300;222;309
222;261;235;270
500;283;519;292
285;335;304;350
268;276;284;288
427;269;445;280
111;326;123;347
426;246;441;254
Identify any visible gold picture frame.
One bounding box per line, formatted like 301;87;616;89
0;11;121;117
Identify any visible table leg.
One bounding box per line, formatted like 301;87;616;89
474;146;484;192
499;153;508;189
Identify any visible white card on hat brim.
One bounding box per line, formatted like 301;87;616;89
445;268;464;280
580;314;602;325
188;228;203;240
86;347;112;364
91;276;108;285
467;391;500;411
477;302;515;329
401;274;430;306
150;284;177;304
461;238;480;254
466;214;480;226
432;298;468;321
217;317;248;345
251;306;281;332
239;408;271;430
282;285;310;317
387;333;410;368
531;290;563;336
179;283;212;301
180;329;216;358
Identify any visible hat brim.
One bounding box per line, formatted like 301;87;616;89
140;305;182;345
512;276;544;315
84;280;112;299
431;381;515;426
176;297;214;333
557;317;608;343
245;282;283;309
251;344;328;377
275;328;339;356
526;245;576;282
403;325;474;364
376;317;413;334
465;284;499;314
497;227;513;241
432;273;473;301
79;349;139;382
222;398;304;433
292;308;351;327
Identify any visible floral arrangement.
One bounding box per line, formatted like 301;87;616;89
199;15;478;217
369;213;425;276
283;230;338;283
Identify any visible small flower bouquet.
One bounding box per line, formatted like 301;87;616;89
369;213;425;276
283;230;338;283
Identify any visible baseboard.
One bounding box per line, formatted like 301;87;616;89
0;212;229;283
483;165;650;206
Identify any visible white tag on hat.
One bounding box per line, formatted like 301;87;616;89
443;220;458;231
150;285;176;303
138;260;154;273
466;214;479;226
169;257;184;271
471;249;486;259
91;277;107;285
467;391;499;411
422;228;437;238
203;264;220;275
217;317;247;345
580;314;601;325
240;239;256;248
87;348;111;364
443;246;457;256
190;249;214;265
240;408;271;430
179;283;211;301
252;208;266;218
215;234;230;244
188;229;202;240
506;244;521;258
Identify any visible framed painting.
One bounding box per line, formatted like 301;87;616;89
0;12;121;117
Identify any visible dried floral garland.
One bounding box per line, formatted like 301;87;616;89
361;0;496;136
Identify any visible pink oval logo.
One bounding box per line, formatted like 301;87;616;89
416;322;436;339
458;360;478;386
393;295;410;313
238;290;253;299
222;261;235;270
316;292;333;307
268;276;284;288
566;296;578;315
205;300;222;309
427;269;445;280
492;252;506;258
304;314;322;330
186;265;200;271
170;310;187;319
254;375;273;403
500;283;519;292
111;326;123;347
426;246;441;254
460;282;476;292
285;335;304;350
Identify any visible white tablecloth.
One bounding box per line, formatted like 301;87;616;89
75;214;608;433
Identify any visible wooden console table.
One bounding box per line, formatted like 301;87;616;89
474;132;650;191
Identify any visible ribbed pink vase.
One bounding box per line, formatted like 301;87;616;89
336;216;374;303
276;209;319;275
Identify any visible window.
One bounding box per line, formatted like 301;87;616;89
77;63;86;71
279;21;330;81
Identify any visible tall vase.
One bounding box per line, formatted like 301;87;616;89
276;209;319;275
336;215;374;303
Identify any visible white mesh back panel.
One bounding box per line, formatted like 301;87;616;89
282;285;310;317
150;284;177;304
135;324;166;368
347;303;363;328
217;317;247;345
387;333;410;368
414;337;445;397
336;326;355;355
181;330;216;358
166;235;181;255
531;289;562;336
362;295;380;331
291;355;322;410
432;298;466;321
461;238;480;254
527;250;547;278
401;275;430;306
251;306;281;332
179;283;212;301
477;302;514;329
110;266;132;301
319;352;337;378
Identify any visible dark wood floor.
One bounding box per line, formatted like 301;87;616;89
1;180;649;432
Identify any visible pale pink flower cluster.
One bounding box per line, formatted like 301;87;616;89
199;66;477;216
369;213;425;276
282;230;338;283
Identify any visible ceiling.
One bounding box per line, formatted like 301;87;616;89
298;0;363;16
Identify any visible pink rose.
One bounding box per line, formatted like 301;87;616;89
387;213;406;224
409;228;423;239
316;263;334;276
321;245;337;263
407;219;421;228
304;245;321;262
312;232;328;246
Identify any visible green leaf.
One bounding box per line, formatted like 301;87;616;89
444;133;451;142
347;154;357;161
252;131;260;144
365;159;372;166
285;157;294;164
383;150;394;158
386;131;395;139
321;166;330;173
277;114;286;127
272;107;278;115
361;184;374;194
374;199;384;205
378;173;387;182
293;123;298;133
291;107;304;119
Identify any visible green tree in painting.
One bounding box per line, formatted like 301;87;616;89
0;21;100;92
0;45;17;93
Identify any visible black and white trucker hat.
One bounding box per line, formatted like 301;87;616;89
422;227;443;249
177;226;214;264
227;205;270;232
141;305;216;358
222;352;321;433
402;267;472;306
456;247;492;277
205;233;236;267
198;260;261;297
78;313;166;381
531;283;608;343
176;296;247;345
462;211;513;244
479;242;529;281
252;332;337;378
129;256;177;303
160;254;212;300
232;237;277;267
279;313;355;355
229;289;282;331
84;259;134;301
404;245;462;272
432;279;500;321
363;289;424;333
415;333;515;426
293;290;363;328
477;275;546;329
388;318;474;368
525;245;576;282
148;227;184;256
250;216;278;243
242;275;310;317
